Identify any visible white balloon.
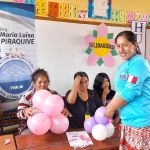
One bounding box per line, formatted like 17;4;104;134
92;124;107;141
105;123;115;138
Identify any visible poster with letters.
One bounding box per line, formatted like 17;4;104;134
131;21;147;58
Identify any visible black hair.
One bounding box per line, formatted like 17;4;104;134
115;31;141;55
32;68;50;83
74;71;89;80
93;73;111;98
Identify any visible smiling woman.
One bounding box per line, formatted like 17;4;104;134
115;31;141;60
17;68;71;135
105;31;150;149
65;71;103;128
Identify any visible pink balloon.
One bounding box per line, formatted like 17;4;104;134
32;90;51;111
27;116;32;129
50;114;69;134
42;95;64;116
27;113;51;135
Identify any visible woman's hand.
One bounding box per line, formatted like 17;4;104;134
25;107;33;118
105;106;115;119
74;75;82;88
62;108;72;117
103;88;110;96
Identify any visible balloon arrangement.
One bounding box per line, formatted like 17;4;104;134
84;106;114;141
27;90;69;135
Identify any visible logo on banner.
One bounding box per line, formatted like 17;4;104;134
0;50;35;99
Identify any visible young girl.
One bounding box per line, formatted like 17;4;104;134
93;73;115;106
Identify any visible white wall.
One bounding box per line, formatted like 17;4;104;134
35;20;150;96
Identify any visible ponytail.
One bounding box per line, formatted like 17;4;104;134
136;45;141;55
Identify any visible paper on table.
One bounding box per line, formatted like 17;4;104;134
66;131;93;148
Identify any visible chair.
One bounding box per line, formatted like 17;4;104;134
0;112;20;135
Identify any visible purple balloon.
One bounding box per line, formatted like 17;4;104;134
94;106;109;125
84;117;97;133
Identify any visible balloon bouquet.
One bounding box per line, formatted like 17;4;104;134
84;106;115;141
27;90;69;135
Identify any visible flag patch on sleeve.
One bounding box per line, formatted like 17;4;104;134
127;75;138;84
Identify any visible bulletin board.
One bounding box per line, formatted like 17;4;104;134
36;0;150;27
35;0;150;95
35;20;150;95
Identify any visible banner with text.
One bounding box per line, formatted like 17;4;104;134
0;2;36;112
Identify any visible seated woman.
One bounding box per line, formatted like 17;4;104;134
93;73;116;106
65;71;103;128
93;73;120;123
17;68;71;135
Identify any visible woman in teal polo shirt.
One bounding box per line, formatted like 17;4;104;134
105;31;150;150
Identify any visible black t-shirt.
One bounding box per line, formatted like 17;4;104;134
65;89;103;128
105;90;117;120
105;90;116;106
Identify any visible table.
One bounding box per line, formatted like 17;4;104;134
15;128;119;150
0;134;16;150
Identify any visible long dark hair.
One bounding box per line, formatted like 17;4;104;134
115;31;141;55
93;73;111;98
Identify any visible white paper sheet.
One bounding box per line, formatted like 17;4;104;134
66;131;93;148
